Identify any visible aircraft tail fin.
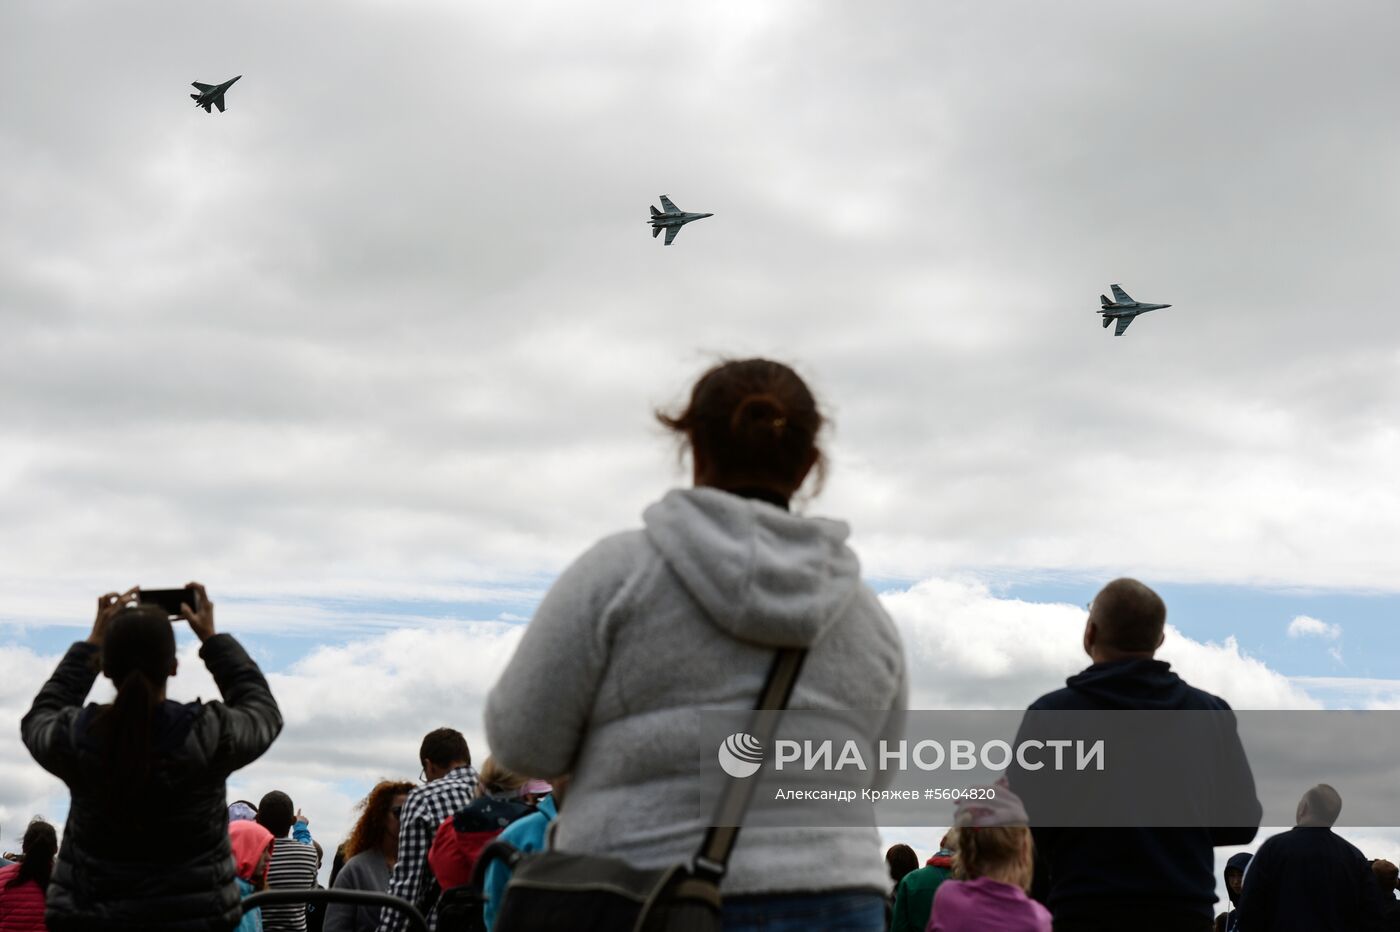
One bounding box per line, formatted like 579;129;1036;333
1100;294;1112;307
650;205;661;217
652;225;661;238
1102;315;1113;328
190;93;202;101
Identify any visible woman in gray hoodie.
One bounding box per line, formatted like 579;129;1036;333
484;358;907;930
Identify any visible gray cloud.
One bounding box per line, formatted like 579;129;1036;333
4;0;1400;620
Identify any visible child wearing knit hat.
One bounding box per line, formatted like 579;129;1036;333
926;784;1051;932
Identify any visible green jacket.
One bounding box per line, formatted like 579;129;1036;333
891;861;953;932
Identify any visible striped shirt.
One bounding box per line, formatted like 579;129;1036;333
378;765;479;932
264;836;320;932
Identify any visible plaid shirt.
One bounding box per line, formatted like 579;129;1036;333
377;765;479;932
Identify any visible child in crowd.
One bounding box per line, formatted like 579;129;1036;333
926;789;1051;932
428;757;543;894
230;819;276;932
0;819;58;932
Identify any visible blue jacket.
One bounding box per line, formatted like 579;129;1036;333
234;877;263;932
482;794;557;930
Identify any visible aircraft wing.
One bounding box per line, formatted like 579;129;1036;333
1110;284;1134;304
664;225;681;245
659;195;679;214
214;95;226;113
192;82;215;91
1114;315;1134;336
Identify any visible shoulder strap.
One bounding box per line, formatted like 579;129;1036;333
692;648;807;883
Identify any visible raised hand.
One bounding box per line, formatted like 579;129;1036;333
179;582;216;643
89;587;138;646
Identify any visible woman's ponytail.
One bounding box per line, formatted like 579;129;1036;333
95;604;176;789
107;667;160;785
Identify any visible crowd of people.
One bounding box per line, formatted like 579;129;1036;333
880;788;1400;932
7;357;1400;931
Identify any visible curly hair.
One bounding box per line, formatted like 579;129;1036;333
343;780;416;861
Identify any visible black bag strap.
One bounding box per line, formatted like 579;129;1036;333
472;839;521;891
693;647;807;883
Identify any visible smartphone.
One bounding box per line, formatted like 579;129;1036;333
139;587;199;619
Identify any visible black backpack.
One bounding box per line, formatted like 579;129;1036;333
434;840;521;932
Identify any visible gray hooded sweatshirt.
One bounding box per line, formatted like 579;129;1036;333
484;487;907;896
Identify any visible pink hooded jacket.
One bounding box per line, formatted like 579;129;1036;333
229;821;274;886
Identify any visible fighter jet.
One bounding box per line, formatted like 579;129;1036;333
190;76;241;113
1098;284;1171;336
649;195;713;245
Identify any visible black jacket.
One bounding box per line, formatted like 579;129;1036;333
22;634;282;932
1238;826;1386;932
1010;659;1260;921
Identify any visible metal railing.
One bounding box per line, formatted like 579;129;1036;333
240;888;429;932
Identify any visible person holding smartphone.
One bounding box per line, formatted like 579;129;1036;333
21;583;283;931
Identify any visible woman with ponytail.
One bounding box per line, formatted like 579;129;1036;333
485;358;907;931
0;819;58;931
21;583;283;931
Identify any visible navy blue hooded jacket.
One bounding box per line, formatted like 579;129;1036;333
1218;851;1251;931
1010;659;1260;922
1238;826;1387;932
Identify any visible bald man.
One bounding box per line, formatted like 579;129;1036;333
1237;785;1386;931
1008;578;1260;932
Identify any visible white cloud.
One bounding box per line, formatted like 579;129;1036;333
1288;615;1343;640
882;577;1319;711
1290;677;1400;711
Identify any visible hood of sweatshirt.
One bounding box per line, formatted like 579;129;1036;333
228;820;274;884
1224;851;1252;905
1062;659;1207;710
642;487;861;648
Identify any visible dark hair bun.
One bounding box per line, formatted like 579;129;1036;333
657;358;824;492
730;393;789;443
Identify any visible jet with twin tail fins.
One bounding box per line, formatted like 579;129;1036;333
1098;284;1171;336
190;76;241;113
649;195;713;245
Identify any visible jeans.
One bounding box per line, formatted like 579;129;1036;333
722;889;886;931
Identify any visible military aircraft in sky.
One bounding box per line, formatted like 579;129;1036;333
1098;284;1171;336
190;76;241;113
649;195;713;245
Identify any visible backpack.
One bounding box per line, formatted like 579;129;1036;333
428;796;536;892
433;840;521;932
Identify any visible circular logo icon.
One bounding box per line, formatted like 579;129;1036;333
717;732;765;779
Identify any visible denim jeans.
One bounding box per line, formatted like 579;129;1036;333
722;889;886;931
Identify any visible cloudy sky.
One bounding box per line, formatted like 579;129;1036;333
4;0;1400;899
